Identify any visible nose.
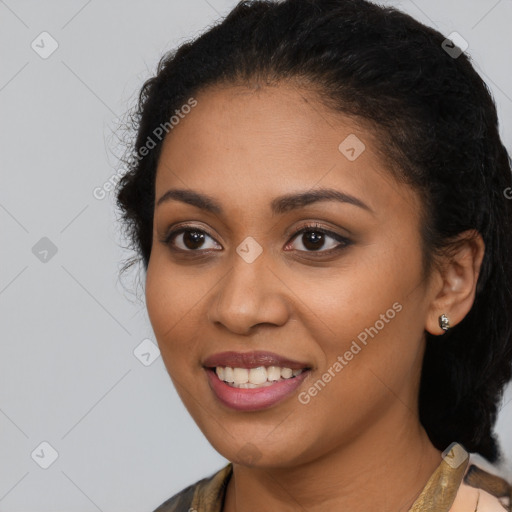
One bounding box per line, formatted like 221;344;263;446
207;255;290;336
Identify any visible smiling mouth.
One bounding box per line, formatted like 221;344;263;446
207;366;309;389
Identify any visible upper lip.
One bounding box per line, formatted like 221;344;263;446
203;351;311;370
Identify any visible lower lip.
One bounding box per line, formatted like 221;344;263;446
205;368;310;412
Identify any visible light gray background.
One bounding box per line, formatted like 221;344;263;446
0;1;511;511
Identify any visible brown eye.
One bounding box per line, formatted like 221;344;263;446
165;228;221;252
296;230;327;251
181;230;206;250
286;224;352;253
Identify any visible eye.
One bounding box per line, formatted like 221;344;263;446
163;226;221;252
161;222;352;254
285;222;352;253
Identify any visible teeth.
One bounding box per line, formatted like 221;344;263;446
233;367;249;385
224;367;234;383
249;367;267;385
281;368;293;379
214;366;306;388
267;366;281;381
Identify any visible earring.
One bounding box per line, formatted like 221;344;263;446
438;313;450;332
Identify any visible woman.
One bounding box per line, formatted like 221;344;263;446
115;0;512;510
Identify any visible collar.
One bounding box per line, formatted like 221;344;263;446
190;442;473;512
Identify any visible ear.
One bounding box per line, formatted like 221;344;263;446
425;230;485;336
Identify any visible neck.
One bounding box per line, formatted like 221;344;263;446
223;410;443;512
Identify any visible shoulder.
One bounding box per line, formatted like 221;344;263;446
152;463;233;512
450;452;512;512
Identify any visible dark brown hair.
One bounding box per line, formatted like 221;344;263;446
115;0;512;463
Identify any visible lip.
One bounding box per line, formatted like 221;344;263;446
202;351;310;370
205;367;311;411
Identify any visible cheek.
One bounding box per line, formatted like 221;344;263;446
307;250;415;342
303;242;425;391
145;256;203;369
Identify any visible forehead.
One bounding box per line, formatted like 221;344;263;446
154;83;417;220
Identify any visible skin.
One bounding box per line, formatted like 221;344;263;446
145;82;485;512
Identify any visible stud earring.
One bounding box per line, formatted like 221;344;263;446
438;313;450;332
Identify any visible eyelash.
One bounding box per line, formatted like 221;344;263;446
161;222;352;256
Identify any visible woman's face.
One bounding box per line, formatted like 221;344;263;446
146;83;437;468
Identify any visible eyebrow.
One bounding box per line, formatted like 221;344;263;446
156;187;374;215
